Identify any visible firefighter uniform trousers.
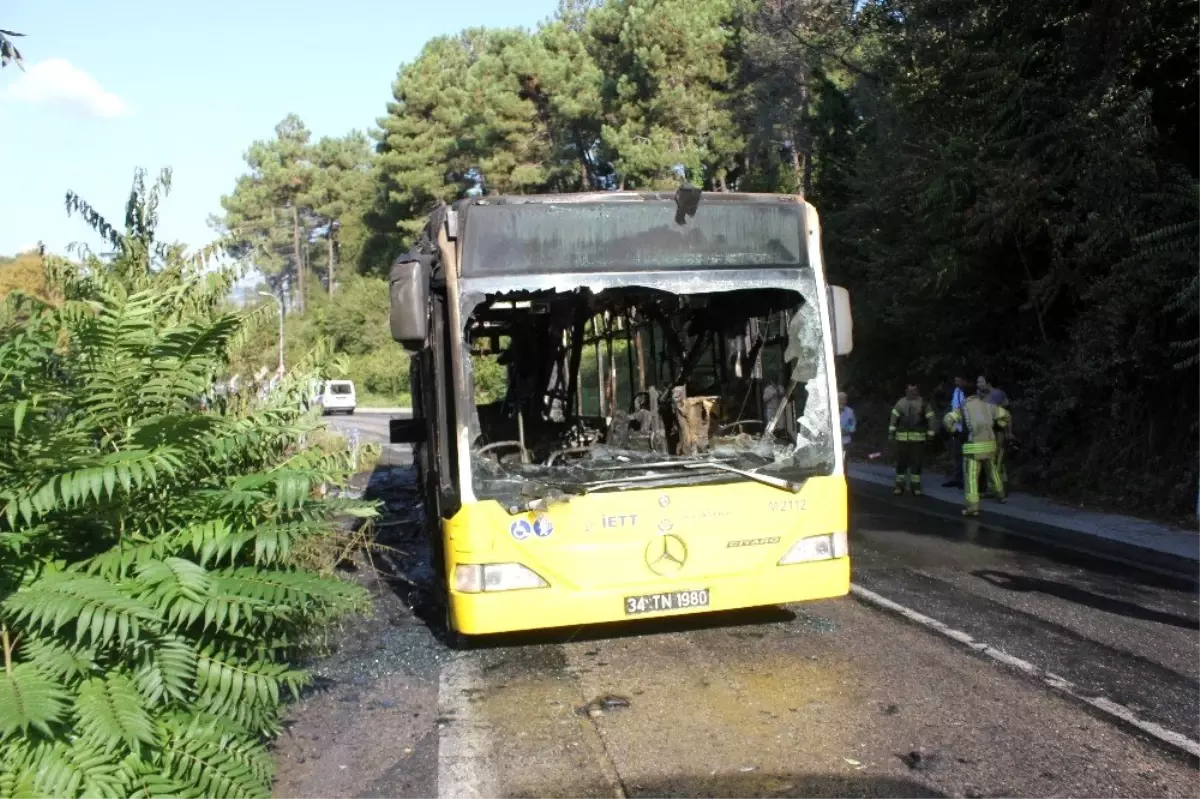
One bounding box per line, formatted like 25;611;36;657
963;445;1004;513
944;398;1009;515
889;398;936;494
894;437;928;492
992;428;1008;492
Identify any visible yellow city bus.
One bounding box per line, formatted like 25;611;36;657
387;190;854;644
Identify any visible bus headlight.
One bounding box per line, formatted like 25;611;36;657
454;563;550;593
778;531;848;565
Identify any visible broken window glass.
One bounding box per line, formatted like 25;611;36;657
458;275;834;511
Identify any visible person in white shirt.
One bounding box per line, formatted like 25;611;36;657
838;392;856;449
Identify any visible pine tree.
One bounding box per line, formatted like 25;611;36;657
214;116;315;313
304;132;375;296
589;0;744;189
375;35;479;239
512;7;610;190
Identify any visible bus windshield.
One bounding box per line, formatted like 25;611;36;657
459;271;835;512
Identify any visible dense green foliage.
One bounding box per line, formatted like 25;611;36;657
231;275;414;405
212;0;1197;514
0;170;372;797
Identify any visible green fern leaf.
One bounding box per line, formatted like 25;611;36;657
3;571;158;647
133;634;197;705
74;673;157;753
194;646;307;718
135;557;212;627
23;636;98;683
14;739;128;799
159;724;273;799
0;662;70;738
121;769;190;799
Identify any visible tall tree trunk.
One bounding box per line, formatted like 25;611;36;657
291;204;304;313
798;83;813;198
790;144;803;197
327;222;336;297
574;135;592;190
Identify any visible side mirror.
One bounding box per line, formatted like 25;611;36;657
828;285;853;355
389;256;431;351
390;418;427;444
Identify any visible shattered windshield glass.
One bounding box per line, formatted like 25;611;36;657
458;273;835;512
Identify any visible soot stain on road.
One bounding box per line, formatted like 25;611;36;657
501;772;950;796
273;461;450;799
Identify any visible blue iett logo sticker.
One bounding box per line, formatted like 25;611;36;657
510;519;533;541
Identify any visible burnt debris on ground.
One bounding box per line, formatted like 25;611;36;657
296;462;449;693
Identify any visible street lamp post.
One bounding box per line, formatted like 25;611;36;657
258;291;284;377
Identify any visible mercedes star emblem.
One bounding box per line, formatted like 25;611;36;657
659;493;670;507
645;533;688;576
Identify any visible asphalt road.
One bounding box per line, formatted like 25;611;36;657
276;412;1200;799
324;409;406;445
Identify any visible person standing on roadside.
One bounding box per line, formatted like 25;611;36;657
943;376;969;488
983;377;1011;493
943;375;1010;516
888;383;937;496
839;391;856;450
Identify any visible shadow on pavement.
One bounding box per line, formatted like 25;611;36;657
351;461;801;651
850;482;1198;588
972;569;1200;630
507;772;948;798
462;605;799;650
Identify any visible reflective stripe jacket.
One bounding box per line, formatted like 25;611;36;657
889;397;937;442
943;396;1010;455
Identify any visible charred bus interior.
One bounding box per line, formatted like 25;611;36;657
463;283;835;509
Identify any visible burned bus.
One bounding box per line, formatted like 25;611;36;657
388;190;854;642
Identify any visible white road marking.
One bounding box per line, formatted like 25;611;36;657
437;656;496;799
850;583;1200;759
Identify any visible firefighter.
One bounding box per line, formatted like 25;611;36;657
982;376;1011;494
888;383;937;496
943;375;1010;516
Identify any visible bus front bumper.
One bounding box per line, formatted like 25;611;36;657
447;556;850;636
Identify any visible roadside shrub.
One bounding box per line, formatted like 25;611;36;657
471;354;508;404
348;348;410;397
0;169;374;798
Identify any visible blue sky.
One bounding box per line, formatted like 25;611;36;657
0;0;561;257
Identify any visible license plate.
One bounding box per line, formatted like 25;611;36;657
624;589;710;616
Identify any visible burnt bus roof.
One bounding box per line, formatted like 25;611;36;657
449;191;809;277
451;191;804;208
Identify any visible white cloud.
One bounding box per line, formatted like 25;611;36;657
0;58;131;119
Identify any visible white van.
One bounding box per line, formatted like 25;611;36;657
318;380;357;415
